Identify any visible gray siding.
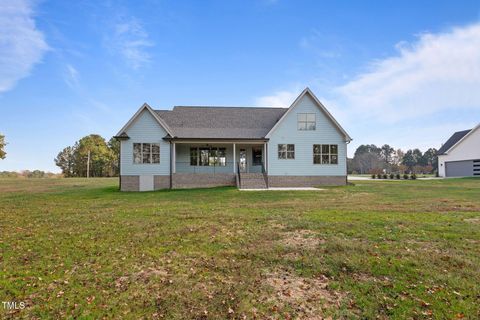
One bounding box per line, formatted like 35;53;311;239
267;94;347;176
120;109;171;176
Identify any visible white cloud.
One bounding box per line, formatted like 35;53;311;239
111;18;154;70
64;64;79;89
0;0;49;93
255;90;298;107
256;23;480;155
336;23;480;122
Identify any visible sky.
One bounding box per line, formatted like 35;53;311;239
1;0;480;172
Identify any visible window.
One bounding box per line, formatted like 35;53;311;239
252;148;262;165
133;143;160;164
278;144;295;159
191;147;226;166
313;144;338;164
298;113;316;131
199;148;209;166
190;147;198;166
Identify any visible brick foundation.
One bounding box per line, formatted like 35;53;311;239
120;175;140;191
154;175;170;190
267;175;346;187
172;173;236;189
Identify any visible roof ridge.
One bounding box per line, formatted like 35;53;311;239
172;106;287;110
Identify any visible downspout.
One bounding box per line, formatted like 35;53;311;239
119;143;121;190
169;141;173;189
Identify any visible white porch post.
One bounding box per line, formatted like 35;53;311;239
264;142;268;173
233;143;236;173
172;142;176;173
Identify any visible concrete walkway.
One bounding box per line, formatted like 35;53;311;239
239;187;324;191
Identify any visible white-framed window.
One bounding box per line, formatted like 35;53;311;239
313;144;338;164
297;113;316;131
278;144;295;159
133;143;160;164
190;147;226;166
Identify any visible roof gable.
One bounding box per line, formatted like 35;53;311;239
116;103;173;137
265;88;352;141
438;123;480;155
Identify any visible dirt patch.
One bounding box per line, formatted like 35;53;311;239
464;218;480;224
264;270;343;319
279;229;325;250
115;267;169;290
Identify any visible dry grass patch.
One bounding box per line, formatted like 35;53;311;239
264;270;344;319
464;217;480;224
279;229;325;250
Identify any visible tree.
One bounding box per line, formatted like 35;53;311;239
55;146;76;177
392;149;404;166
354;144;381;157
380;144;395;166
352;144;384;174
74;134;112;177
402;149;423;170
108;137;120;177
0;134;6;159
422;148;438;169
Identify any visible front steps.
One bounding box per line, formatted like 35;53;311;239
238;172;267;189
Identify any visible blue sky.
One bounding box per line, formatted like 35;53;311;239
1;0;480;172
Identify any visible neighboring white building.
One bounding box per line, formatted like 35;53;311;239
437;123;480;177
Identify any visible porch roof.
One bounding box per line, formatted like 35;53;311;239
155;106;287;139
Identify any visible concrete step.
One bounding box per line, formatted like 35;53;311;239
239;173;267;189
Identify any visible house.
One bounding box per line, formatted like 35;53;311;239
115;88;352;191
437;123;480;177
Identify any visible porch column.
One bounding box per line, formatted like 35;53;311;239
172;142;176;173
233;143;236;173
264;142;268;173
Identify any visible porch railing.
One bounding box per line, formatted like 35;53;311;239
175;161;266;174
175;162;234;174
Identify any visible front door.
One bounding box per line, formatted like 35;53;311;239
252;147;262;166
239;149;247;172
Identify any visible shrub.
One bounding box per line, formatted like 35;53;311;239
371;174;376;179
383;174;388;179
389;173;395;179
411;173;417;180
403;174;409;180
396;173;401;179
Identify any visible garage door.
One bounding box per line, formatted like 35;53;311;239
445;160;480;177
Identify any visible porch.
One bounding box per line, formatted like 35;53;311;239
172;141;268;174
170;140;268;189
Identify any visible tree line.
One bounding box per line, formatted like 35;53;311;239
54;134;119;177
0;133;6;160
348;144;438;175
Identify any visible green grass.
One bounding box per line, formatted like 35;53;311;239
1;178;479;319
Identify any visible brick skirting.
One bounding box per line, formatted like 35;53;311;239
268;175;346;187
154;175;170;190
172;173;236;189
121;174;345;190
120;175;139;191
120;175;170;191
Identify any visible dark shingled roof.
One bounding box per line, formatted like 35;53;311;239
155;106;288;139
437;129;472;155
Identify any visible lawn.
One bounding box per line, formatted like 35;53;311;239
1;178;479;319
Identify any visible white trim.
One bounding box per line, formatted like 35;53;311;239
172;142;176;173
172;140;266;144
443;123;480;155
116;103;174;137
233;143;236;173
265;88;352;142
